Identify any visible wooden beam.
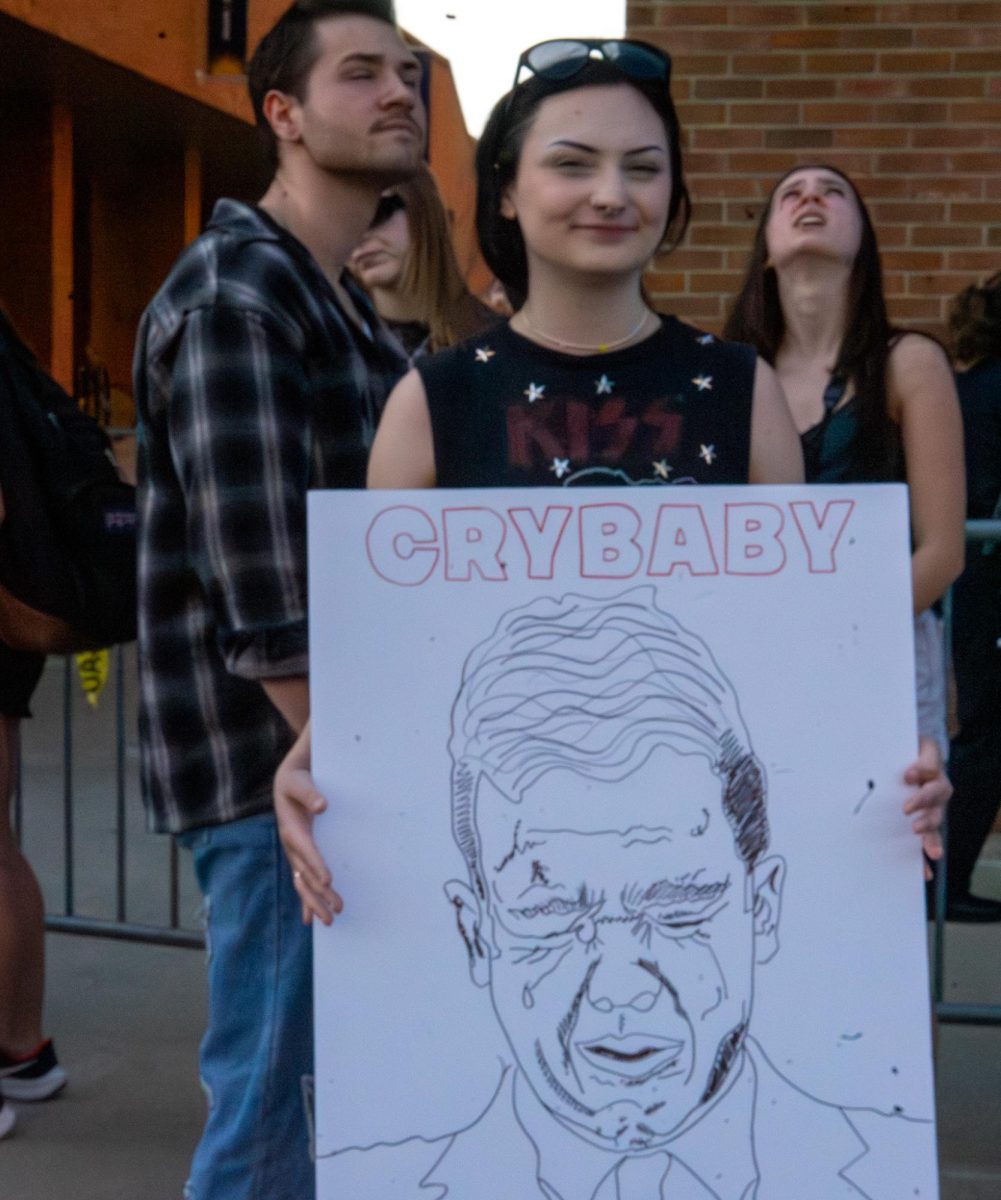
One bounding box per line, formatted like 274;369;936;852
50;102;74;393
184;143;204;246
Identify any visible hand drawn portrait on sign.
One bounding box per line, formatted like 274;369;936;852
327;588;931;1200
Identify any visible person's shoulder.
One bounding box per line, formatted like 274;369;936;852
887;330;950;376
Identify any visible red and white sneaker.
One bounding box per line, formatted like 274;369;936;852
0;1039;67;1101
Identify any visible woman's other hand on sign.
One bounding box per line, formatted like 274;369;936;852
274;721;342;924
903;735;951;880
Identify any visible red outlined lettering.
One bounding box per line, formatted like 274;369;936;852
648;505;720;577
579;503;643;579
443;508;508;582
790;500;855;573
508;506;573;580
724;503;787;576
366;505;439;586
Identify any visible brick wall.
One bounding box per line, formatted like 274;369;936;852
628;2;1001;338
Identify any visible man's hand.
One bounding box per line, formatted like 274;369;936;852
903;735;951;881
274;722;343;924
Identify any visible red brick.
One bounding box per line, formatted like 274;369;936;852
627;3;656;25
765;128;835;150
875;5;959;20
690;223;764;246
727;151;818;174
839;27;915;49
876;50;954;72
873;151;951;173
671;54;730;76
908;272;981;296
652;293;724;320
729;102;802;125
656;5;728;24
664;248;727;270
694;78;765;99
948;202;1001;222
988;229;1001;247
692;128;764;149
802;101;877;124
806;4;879;23
882;251;951;271
689;201;724;222
766;79;837;100
653;26;772;51
834;127;910;149
906;77;987;99
769;29;842;50
914;24;1001;46
948;249;1001;269
728;5;805;23
643;270;686;292
684;150;730;174
689;271;744;294
732;52;804;74
837;78;908;99
872;224;908;248
913;177;987;199
870;201;948;223
911;225;984;247
844;176;911;198
872;101;950;123
804;52;878;72
955;3;1001;20
949;100;1001;121
954;49;1001;69
692;176;773;198
725;201;769;223
912;127;1001;148
676;101;727;126
886;298;946;320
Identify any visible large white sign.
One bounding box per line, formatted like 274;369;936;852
308;485;937;1200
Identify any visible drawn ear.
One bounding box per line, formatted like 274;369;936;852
444;879;491;988
751;856;786;965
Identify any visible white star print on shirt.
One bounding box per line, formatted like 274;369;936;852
524;382;546;403
550;458;570;479
699;443;717;465
692;374;713;392
595;374;614;395
697;333;715;345
653;460;673;479
474;347;495;363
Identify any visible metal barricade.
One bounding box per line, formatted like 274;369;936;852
933;518;1001;1026
16;644;202;949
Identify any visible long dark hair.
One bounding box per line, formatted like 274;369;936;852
723;164;901;481
475;59;691;308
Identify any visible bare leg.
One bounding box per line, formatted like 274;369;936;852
0;714;45;1056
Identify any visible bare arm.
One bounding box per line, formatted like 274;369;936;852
748;358;805;484
367;369;437;489
888;335;966;614
261;676;309;736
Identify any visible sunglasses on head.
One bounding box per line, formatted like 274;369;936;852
510;38;671;94
369;192;406;229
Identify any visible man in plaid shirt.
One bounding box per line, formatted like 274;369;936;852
133;3;423;1196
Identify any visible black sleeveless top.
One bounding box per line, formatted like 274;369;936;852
417;317;756;488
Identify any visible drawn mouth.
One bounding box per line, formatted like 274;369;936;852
576;1034;685;1080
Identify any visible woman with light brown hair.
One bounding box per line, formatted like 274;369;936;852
349;165;496;361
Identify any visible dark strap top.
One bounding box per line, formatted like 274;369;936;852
417;317;756;488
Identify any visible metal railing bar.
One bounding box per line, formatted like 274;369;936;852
46;914;203;949
62;655;74;916
115;645;127;922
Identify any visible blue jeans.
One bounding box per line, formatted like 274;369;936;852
178;811;314;1200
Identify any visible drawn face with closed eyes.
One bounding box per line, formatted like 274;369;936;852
448;745;785;1151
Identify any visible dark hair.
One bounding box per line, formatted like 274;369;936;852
475;60;691;306
949;270;1001;365
449;589;768;901
247;0;397;168
723;164;901;481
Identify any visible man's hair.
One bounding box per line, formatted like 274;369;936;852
247;0;397;167
449;589;768;898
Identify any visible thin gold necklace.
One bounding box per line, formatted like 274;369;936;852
518;308;654;354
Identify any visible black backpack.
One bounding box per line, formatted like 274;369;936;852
0;311;137;652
